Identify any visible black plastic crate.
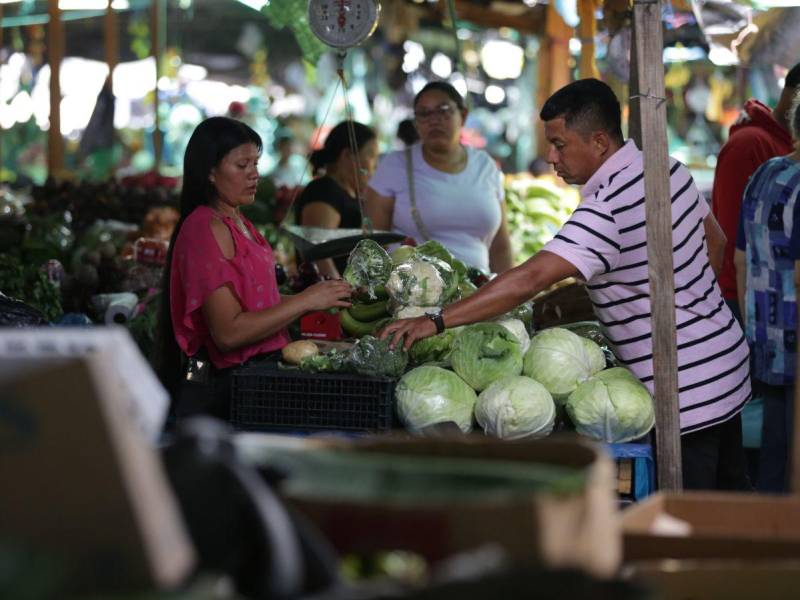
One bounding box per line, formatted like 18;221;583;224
230;362;396;432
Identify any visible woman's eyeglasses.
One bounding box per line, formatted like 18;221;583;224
414;103;456;123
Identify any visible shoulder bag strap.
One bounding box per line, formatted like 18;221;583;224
405;146;434;242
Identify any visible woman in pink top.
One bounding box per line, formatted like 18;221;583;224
156;117;352;420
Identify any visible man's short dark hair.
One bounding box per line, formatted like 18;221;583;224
539;78;624;143
785;63;800;90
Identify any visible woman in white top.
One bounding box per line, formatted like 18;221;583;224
366;82;513;273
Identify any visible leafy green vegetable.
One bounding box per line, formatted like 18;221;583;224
522;327;605;402
0;255;63;322
496;318;530;354
348;335;409;378
414;240;454;267
299;348;349;373
390;245;416;266
450;323;523;391
409;329;458;365
566;367;655;443
395;365;477;433
475;375;556;440
343;239;393;300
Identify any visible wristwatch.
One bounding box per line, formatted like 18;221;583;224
426;308;445;334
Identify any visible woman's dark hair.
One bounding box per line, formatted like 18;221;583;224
154;117;262;398
308;120;375;172
397;118;419;146
539;78;624;144
413;81;466;111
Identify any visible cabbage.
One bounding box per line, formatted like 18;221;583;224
415;240;454;267
387;256;455;306
390;245;417;266
497;318;530;354
582;337;607;373
395;365;477;433
343;239;393;299
522;327;605;402
451;322;523;391
409;329;458;365
457;278;478;300
566;367;655;443
475;376;555;440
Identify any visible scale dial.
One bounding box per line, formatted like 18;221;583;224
307;0;380;49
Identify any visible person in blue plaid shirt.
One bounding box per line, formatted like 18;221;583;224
735;89;800;492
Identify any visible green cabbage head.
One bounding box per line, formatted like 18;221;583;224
451;322;523;391
566;367;655;443
475;375;556;440
395;365;477;433
522;327;605;402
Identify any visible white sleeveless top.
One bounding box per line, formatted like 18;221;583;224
368;143;504;272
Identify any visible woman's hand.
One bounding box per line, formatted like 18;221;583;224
298;279;354;312
379;316;436;351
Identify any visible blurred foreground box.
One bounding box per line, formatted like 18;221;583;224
0;334;194;594
240;433;621;578
621;491;800;562
625;560;800;600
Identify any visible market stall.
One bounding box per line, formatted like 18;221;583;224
4;0;800;598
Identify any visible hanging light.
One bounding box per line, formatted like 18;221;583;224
480;40;524;80
484;85;506;105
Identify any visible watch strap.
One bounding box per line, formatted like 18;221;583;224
427;310;445;334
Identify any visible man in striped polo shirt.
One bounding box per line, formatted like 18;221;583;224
383;78;752;490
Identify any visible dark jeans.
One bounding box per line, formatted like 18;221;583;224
681;413;752;491
754;380;793;493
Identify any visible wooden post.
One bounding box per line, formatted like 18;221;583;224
150;0;164;170
631;0;682;491
628;15;641;145
47;0;65;177
537;4;573;157
104;0;119;77
577;0;600;80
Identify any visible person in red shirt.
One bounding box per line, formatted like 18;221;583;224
156;117;353;421
712;63;800;320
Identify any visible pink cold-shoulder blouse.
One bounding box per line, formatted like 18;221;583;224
170;205;289;369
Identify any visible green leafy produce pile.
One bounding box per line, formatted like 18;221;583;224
504;176;580;264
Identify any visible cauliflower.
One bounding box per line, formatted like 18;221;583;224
387;258;446;306
394;305;441;319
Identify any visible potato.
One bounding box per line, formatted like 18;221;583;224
281;340;319;365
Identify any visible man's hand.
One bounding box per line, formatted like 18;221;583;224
379;316;437;351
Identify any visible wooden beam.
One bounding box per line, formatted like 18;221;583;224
631;0;682;491
441;1;545;36
47;0;64;177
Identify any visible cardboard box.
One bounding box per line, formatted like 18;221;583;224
625;559;800;600
259;434;621;578
621;492;800;562
0;354;194;593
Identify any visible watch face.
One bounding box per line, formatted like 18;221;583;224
308;0;380;49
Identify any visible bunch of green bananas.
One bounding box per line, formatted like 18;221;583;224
341;287;392;338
